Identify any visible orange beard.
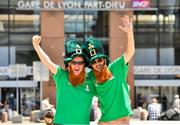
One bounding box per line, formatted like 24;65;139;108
68;66;85;86
93;65;112;84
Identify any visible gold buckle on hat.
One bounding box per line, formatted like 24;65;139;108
90;49;96;56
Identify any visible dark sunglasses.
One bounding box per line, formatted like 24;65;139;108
91;58;104;65
71;61;85;65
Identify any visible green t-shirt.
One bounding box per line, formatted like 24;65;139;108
89;55;133;122
52;66;96;124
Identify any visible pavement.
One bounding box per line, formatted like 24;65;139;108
1;117;180;125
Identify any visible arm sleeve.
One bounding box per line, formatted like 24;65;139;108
108;54;129;78
52;66;65;86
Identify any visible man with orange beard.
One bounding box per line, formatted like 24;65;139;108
32;36;96;124
83;15;135;125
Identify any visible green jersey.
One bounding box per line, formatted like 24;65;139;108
52;66;96;124
89;55;133;122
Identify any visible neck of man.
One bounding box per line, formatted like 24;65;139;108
68;66;85;86
93;65;112;84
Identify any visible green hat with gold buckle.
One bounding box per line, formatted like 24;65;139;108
64;40;89;67
83;37;110;68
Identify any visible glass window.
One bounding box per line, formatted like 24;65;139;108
0;0;40;66
134;0;180;66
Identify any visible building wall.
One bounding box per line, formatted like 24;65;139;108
109;0;135;107
41;0;64;104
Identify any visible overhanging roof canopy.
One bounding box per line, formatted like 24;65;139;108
0;80;37;88
135;80;180;87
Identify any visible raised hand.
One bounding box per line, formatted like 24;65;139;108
32;35;41;47
118;15;133;33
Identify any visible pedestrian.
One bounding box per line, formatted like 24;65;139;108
173;94;180;109
161;94;168;111
83;15;134;124
32;36;96;124
22;94;27;115
147;98;161;120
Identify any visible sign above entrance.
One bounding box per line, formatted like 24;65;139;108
16;0;157;11
33;61;49;81
134;66;180;75
9;64;27;78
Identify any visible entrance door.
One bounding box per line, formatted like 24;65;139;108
1;88;16;111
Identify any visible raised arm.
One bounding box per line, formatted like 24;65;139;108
32;35;57;74
118;15;135;64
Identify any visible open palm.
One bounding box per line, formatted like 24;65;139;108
118;15;133;33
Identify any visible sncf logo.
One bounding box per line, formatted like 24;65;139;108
132;0;150;8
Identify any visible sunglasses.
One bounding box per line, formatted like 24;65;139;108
71;61;85;65
91;58;104;65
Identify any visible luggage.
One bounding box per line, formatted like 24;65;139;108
158;108;180;120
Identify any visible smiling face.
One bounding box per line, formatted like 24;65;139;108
68;56;85;76
91;58;105;72
67;56;86;86
90;58;112;83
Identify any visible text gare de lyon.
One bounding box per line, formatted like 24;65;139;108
17;0;126;9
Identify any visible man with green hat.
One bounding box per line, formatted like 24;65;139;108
83;15;135;124
32;36;96;124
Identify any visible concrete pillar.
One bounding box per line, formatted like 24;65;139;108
109;0;135;108
40;0;64;105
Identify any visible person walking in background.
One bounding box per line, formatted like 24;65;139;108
83;15;134;124
147;98;161;120
137;93;145;108
22;94;27;115
161;94;168;111
173;94;180;109
8;94;15;111
32;36;96;124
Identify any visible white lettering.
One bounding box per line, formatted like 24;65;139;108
98;1;103;8
134;66;180;75
84;1;102;9
105;1;112;9
17;0;25;8
17;0;126;10
17;0;40;9
59;1;81;9
119;2;125;9
66;1;75;9
84;2;92;8
44;1;54;8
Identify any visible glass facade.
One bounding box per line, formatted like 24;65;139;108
0;0;40;66
64;0;109;55
134;0;180;109
0;0;40;115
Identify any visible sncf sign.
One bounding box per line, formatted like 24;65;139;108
132;0;150;8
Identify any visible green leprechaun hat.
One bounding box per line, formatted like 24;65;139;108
64;39;89;67
83;37;110;67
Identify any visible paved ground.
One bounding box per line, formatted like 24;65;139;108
131;121;180;125
1;117;180;125
1;121;180;125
